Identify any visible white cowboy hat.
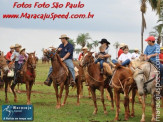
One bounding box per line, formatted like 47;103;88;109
14;44;22;48
20;48;25;53
119;43;126;48
59;34;69;39
134;48;139;51
10;45;15;49
82;47;88;50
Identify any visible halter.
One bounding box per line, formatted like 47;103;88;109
47;51;56;59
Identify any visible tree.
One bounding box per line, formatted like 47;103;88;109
93;40;99;52
87;42;93;51
113;41;120;58
68;39;76;49
76;33;91;48
140;0;162;52
74;48;82;54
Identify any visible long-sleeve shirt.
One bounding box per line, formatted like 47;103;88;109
18;54;27;64
5;51;12;61
11;51;20;61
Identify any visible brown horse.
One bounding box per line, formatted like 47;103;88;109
82;52;114;115
111;64;136;121
45;50;83;108
42;56;49;64
11;52;36;105
0;55;9;89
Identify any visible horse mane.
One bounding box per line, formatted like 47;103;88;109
115;63;123;69
56;54;68;70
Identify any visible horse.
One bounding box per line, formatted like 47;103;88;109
111;64;136;121
133;62;158;122
0;55;9;89
10;52;36;105
45;50;82;108
81;52;114;115
42;56;49;64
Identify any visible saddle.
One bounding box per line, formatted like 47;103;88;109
97;62;112;76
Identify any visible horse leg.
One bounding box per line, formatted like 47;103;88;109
114;90;120;121
151;94;156;122
53;84;59;108
76;81;80;106
100;87;107;114
105;89;111;101
131;88;136;117
124;93;129;121
90;87;98;115
11;83;17;102
107;87;114;110
140;95;146;122
26;82;31;105
88;86;91;98
62;84;69;106
79;82;83;98
57;83;64;109
27;82;33;105
5;79;9;103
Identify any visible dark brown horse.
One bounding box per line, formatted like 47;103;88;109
82;52;114;115
42;56;49;64
45;50;82;108
11;52;36;105
111;64;136;121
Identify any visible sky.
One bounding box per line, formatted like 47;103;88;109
0;0;160;58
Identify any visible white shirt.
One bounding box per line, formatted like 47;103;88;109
118;53;132;62
131;52;140;60
11;51;20;61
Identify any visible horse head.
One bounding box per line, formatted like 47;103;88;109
0;55;9;73
27;52;36;69
81;51;94;67
133;69;145;96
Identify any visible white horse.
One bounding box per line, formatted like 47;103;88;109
133;62;158;122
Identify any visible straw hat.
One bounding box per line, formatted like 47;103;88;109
20;48;25;53
160;47;163;50
59;34;69;39
10;45;15;49
82;47;88;50
14;44;22;48
119;43;126;48
134;48;139;51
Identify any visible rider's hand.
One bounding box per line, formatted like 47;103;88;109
61;58;64;61
147;55;151;60
98;55;103;58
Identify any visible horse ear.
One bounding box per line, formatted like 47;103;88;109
34;51;36;55
90;52;94;55
1;52;4;56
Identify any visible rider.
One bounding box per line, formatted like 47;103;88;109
131;48;140;60
18;48;27;74
95;45;107;74
112;45;132;66
5;45;15;64
44;34;76;86
78;47;88;62
159;47;163;64
11;44;21;84
144;36;163;85
118;43;126;58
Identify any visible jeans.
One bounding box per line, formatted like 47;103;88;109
112;59;130;66
18;63;23;70
13;61;19;84
160;64;163;85
48;59;75;81
95;58;105;69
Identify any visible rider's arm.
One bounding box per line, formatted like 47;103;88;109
63;53;71;60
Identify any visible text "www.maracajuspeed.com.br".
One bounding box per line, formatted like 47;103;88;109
3;12;94;20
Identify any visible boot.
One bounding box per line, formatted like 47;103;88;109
44;75;52;86
70;80;76;87
100;68;104;74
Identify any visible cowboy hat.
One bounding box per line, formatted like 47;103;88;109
160;47;163;50
134;48;139;51
20;48;25;53
99;39;110;45
14;44;22;48
10;45;15;49
59;34;69;39
119;43;126;48
82;47;88;50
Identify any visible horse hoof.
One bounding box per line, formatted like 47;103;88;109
14;99;18;103
104;111;108;115
5;100;8;103
131;113;135;117
114;117;119;121
110;107;114;111
56;105;61;109
151;118;155;122
140;119;145;122
76;103;80;106
61;104;65;106
27;102;31;105
93;111;97;115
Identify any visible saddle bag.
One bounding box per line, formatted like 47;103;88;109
7;69;14;77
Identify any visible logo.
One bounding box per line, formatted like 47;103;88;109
2;105;33;121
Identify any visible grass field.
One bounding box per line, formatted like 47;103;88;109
0;61;163;122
